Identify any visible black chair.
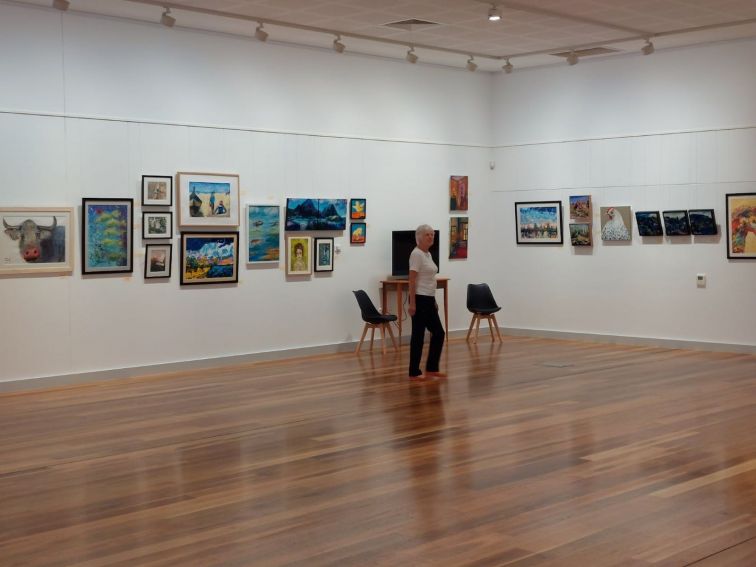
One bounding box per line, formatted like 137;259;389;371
466;283;503;343
353;290;398;354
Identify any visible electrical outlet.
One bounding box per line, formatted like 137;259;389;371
696;273;706;288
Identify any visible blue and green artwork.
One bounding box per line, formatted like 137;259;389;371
181;232;239;285
247;205;280;263
285;198;347;231
84;201;131;272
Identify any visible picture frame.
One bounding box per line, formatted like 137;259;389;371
514;201;563;244
246;204;280;264
286;236;312;275
350;222;366;244
449;216;468;259
82;198;133;275
314;237;334;272
141;175;173;207
176;172;240;229
600;206;632;241
635;211;664;237
726;192;756;259
285;198;347;231
142;211;173;240
350;198;366;220
662;210;691;236
450;175;468;212
0;207;74;275
688;209;718;236
180;232;239;285
144;243;172;279
569;195;592;220
569;223;592;246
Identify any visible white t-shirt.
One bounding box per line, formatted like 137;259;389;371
409;247;438;296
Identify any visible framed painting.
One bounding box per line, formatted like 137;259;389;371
600;206;632;241
180;232;239;285
82;198;133;274
314;237;334;272
176;172;240;229
726;193;756;259
142;211;172;240
569;223;592;246
0;207;74;275
569;195;591;220
141;175;172;207
350;222;366;244
450;175;468;212
350;198;366;220
144;243;172;279
246;204;280;264
287;236;312;275
662;210;691;236
635;211;664;236
449;216;468;259
285;198;347;231
688;209;717;236
514;201;563;244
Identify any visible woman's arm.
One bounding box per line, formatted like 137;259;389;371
408;269;418;316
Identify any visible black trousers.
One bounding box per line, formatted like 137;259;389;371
409;294;445;376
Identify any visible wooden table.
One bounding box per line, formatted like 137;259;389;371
380;277;449;341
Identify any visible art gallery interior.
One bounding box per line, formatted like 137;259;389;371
1;1;755;565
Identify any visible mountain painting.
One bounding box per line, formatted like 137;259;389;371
286;198;347;231
181;232;239;285
247;205;280;263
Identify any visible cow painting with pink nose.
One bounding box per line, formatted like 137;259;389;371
3;217;66;263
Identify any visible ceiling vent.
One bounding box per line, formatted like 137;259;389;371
552;47;619;58
384;19;440;31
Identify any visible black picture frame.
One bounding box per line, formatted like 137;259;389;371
144;243;172;279
688;209;717;235
81;198;134;275
314;237;334;272
180;231;239;285
514;201;564;244
635;211;664;236
350;222;366;244
141;175;173;207
142;211;173;240
662;210;691;236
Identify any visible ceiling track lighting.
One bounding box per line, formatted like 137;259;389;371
160;7;176;28
406;46;418;64
566;50;578;66
488;5;502;22
52;0;70;10
333;34;345;54
466;56;477;72
502;57;513;74
255;22;268;42
641;39;655;55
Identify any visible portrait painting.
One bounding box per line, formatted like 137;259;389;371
142;211;172;239
314;237;334;272
569;223;592;246
514;201;563;244
726;192;756;259
0;207;74;275
450;175;468;212
141;175;173;206
82;198;133;274
662;210;691;236
569;195;592;219
449;216;468;259
688;209;717;236
287;236;312;275
600;206;632;241
180;232;239;285
144;243;172;279
350;198;366;220
635;211;664;237
246;204;280;264
350;222;366;244
177;172;240;229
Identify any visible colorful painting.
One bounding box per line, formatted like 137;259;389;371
350;198;366;220
141;175;172;206
569;223;592;246
662;210;691;236
514;201;563;244
180;232;239;285
285;198;347;231
287;236;312;275
450;175;468;212
0;207;74;275
350;222;366;244
144;243;172;279
635;211;664;236
142;211;172;239
600;206;632;241
569;195;591;219
726;193;756;259
82;198;133;274
314;237;334;272
177;173;239;229
449;216;468;259
246;204;280;264
688;209;718;235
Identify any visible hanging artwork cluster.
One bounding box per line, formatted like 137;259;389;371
141;175;174;279
350;198;366;246
449;176;469;259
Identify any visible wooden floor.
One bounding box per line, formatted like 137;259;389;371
1;336;755;567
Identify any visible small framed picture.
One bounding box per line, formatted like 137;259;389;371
287;236;312;275
350;198;366;220
688;209;717;235
144;243;172;279
180;232;239;285
600;206;632;241
142;211;173;239
82;198;134;275
350;222;366;244
141;175;173;206
726;193;756;259
662;210;691;236
314;237;334;272
569;223;592;246
635;211;664;236
450;175;468;212
569;195;592;220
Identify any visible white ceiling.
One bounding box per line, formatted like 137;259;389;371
16;0;756;71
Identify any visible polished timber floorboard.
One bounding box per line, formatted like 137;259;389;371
1;337;755;567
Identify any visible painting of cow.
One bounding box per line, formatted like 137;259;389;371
0;208;73;275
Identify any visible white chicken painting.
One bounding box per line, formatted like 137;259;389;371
600;206;632;241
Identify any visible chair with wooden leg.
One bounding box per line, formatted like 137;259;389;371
353;290;398;354
466;283;503;343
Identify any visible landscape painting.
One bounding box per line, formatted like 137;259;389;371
600;206;632;241
180;232;239;285
450;175;468;212
177;172;239;229
449;216;468;259
662;210;691;236
82;198;133;274
142;211;172;239
569;223;592;246
144;243;172;279
726;192;756;258
0;207;74;275
635;211;664;237
246;204;280;264
514;201;563;244
688;209;717;235
286;198;347;231
569;195;591;219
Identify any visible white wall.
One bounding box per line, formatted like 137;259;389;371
491;40;756;346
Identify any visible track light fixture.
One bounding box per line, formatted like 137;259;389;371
566;50;578;66
488;5;502;22
255;22;268;42
641;39;655;55
333;34;345;54
466;56;478;72
406;47;418;64
502;57;513;74
160;7;176;28
52;0;70;10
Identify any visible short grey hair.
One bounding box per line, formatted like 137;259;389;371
415;224;434;244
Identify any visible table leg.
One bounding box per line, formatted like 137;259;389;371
443;282;449;342
397;282;403;339
381;284;388;314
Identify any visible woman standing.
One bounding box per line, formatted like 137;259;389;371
408;224;445;379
